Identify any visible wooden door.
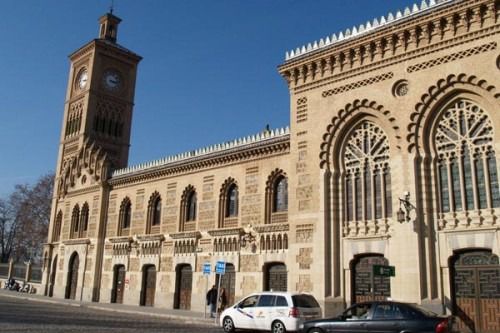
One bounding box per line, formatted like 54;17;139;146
141;266;156;306
352;255;390;303
265;263;287;291
452;251;500;333
112;265;126;304
220;264;236;306
178;265;192;310
67;254;79;300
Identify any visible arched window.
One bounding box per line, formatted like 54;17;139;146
146;192;161;234
70;205;80;239
226;184;238;217
180;186;197;232
53;210;63;242
343;121;392;232
80;203;89;238
187;192;197;221
118;197;131;236
265;170;288;224
435;99;500;215
219;178;239;228
274;177;288;212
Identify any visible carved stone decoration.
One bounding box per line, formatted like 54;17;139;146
320;99;401;170
392;80;409;97
407;74;500;153
57;138;111;197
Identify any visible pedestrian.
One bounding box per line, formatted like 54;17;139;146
206;285;218;318
218;287;228;312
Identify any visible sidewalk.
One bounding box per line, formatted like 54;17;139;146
0;289;218;326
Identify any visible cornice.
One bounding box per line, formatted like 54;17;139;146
207;227;244;237
108;236;133;244
254;223;290;233
109;135;290;188
65;184;103;198
136;234;165;242
169;231;202;240
63;238;91;246
279;0;498;92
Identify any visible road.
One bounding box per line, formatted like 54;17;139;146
0;295;223;333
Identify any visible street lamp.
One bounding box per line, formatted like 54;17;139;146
397;191;415;223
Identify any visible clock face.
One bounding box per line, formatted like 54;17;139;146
103;69;122;91
77;68;88;89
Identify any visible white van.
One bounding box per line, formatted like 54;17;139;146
220;291;322;333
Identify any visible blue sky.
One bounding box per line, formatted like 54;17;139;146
0;0;418;196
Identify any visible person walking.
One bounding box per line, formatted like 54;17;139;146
218;287;228;312
206;285;218;318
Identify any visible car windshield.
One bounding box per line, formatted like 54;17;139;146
292;294;320;308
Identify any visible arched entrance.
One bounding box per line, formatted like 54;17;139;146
351;254;391;304
140;265;156;306
111;265;126;304
451;250;500;333
264;262;287;291
48;255;58;297
65;253;79;300
215;263;236;306
174;264;192;309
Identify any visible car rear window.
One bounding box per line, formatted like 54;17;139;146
292;294;320;308
407;304;438;317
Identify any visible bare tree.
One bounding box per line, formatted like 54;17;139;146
0;173;54;263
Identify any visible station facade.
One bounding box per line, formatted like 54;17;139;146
42;1;500;332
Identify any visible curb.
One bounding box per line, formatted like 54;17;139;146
0;292;218;326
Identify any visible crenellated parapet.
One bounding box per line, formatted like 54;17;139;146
110;127;290;187
278;0;499;92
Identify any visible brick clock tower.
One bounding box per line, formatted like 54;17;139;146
56;12;141;177
44;12;141;300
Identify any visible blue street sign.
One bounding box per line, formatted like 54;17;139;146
215;260;226;275
203;262;211;275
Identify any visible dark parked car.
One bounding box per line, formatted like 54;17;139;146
300;301;451;333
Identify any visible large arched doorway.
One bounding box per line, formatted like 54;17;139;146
351;254;391;304
215;263;236;306
48;255;58;297
264;262;287;291
65;253;79;300
111;265;126;304
174;264;192;309
140;265;156;306
451;250;500;333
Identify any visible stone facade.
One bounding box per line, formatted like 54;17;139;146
42;2;500;332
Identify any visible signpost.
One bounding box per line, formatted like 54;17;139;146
371;265;395;300
203;262;211;319
373;265;396;277
215;260;225;323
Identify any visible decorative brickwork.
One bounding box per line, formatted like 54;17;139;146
297;274;313;292
240;255;259;272
322;72;394;97
407;41;497;73
297;248;313;269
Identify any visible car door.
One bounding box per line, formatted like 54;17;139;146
233;295;259;330
328;303;373;333
367;303;403;333
254;294;277;330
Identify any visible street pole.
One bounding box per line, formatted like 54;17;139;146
215;273;222;324
204;274;208;319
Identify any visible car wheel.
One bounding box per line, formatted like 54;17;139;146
222;316;235;333
271;320;286;333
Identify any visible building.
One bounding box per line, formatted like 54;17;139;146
42;1;500;332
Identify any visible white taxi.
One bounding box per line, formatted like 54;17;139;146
220;291;321;333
